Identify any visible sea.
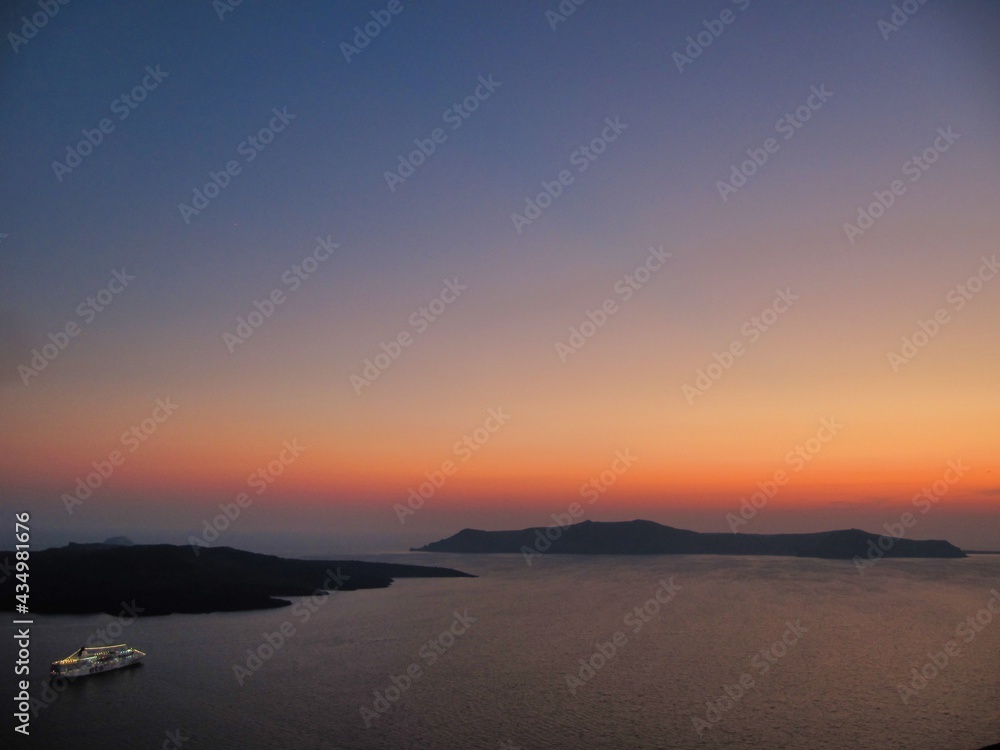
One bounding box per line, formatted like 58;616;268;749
7;553;999;749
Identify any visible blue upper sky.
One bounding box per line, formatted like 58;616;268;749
2;0;998;552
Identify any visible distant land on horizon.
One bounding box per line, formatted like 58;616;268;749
0;543;473;616
413;519;967;560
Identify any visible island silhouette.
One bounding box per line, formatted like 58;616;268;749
413;519;966;559
0;543;473;616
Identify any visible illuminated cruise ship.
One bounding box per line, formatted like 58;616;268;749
50;644;145;678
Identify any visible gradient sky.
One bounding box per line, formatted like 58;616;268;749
1;0;998;554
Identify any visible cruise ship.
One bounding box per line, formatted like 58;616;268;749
50;644;146;678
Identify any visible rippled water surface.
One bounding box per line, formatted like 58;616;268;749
7;553;999;749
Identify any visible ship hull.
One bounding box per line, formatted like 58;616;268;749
50;645;146;679
50;654;144;678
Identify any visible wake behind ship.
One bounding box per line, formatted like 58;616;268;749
50;644;145;678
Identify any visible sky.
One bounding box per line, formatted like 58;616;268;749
1;0;998;554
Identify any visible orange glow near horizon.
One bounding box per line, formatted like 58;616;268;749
3;12;999;551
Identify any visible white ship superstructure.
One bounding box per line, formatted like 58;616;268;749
50;644;145;678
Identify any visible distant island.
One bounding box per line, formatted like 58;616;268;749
413;519;966;560
0;543;473;616
103;535;134;546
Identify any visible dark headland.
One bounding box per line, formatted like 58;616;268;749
413;519;966;559
0;543;473;616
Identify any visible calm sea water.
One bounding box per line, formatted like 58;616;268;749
6;553;999;749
